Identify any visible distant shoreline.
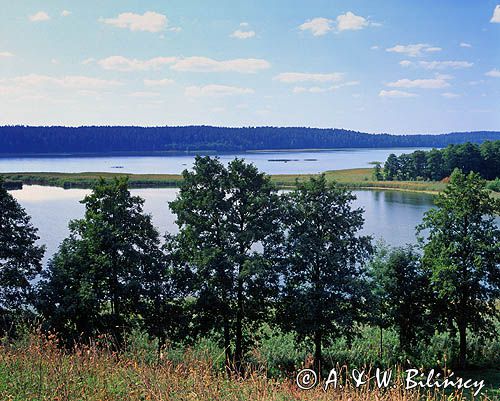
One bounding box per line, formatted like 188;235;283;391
1;126;498;156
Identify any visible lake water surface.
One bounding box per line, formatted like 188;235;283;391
5;148;444;266
11;185;436;266
0;148;433;175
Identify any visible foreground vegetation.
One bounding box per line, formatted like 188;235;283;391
0;330;498;400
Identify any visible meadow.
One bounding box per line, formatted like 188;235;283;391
2;168;448;193
0;328;498;401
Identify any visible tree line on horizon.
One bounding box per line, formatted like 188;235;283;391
0;157;499;375
374;140;500;182
0;126;499;154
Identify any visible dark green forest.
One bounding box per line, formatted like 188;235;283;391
1;158;499;376
0;126;499;154
377;140;500;182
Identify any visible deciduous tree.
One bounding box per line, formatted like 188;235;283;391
418;169;500;368
278;175;372;372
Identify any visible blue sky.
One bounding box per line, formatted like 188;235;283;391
0;0;499;133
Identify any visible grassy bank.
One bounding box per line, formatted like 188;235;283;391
0;333;497;401
2;169;448;193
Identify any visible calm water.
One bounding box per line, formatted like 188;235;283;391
11;185;436;266
0;148;432;175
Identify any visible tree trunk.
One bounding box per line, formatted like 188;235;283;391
379;326;383;359
223;315;232;376
458;322;467;369
234;278;243;374
314;330;322;374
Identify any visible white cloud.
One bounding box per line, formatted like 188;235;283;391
128;91;160;98
29;11;50;22
81;58;95;65
379;90;417;98
299;12;374;36
442;92;460;98
168;27;182;33
485;68;500;77
98;56;177;71
490;5;500;23
101;12;168;32
460;42;472;48
61;10;71;17
419;60;473;70
185;84;254;97
230;30;256;39
386;43;441;57
292;81;359;93
144;78;174;87
399;60;413;67
98;55;270;73
299;17;333;36
211;107;226;113
240;22;249;27
370;45;379;50
0;74;121;89
0;52;14;58
387;76;451;89
170;56;270;73
274;72;343;83
399;60;473;70
336;11;369;31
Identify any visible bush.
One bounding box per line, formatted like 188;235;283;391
486;178;500;192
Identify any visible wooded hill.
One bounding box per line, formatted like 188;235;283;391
1;126;499;154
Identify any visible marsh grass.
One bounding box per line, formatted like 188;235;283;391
3;168;449;194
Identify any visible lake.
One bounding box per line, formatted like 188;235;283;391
0;147;433;175
5;147;444;265
11;185;436;266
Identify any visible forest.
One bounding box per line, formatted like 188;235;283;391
376;140;500;182
0;157;499;400
0;125;500;154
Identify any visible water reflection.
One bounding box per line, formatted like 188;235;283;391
12;186;436;267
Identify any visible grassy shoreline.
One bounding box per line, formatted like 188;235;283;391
1;168;447;194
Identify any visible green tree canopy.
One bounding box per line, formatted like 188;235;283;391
368;244;433;358
169;156;282;372
278;175;372;372
418;169;500;368
37;177;166;344
0;178;44;319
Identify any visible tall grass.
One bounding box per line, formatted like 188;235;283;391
0;330;497;400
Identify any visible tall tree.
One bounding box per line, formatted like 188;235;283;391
368;244;433;356
383;154;399;181
278;175;372;372
480;140;500;180
418;169;500;368
0;178;44;325
37;177;165;343
426;148;445;181
372;162;383;181
411;150;428;179
170;156;281;372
